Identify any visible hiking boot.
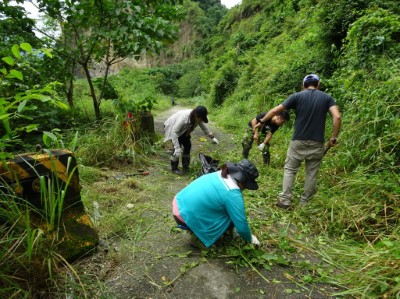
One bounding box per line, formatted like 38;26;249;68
276;202;291;210
172;168;183;175
300;199;309;205
171;160;183;175
182;155;190;171
262;151;271;166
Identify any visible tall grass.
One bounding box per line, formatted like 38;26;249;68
318;238;400;298
0;159;86;298
72;68;173;168
0;184;44;297
191;2;400;297
76;117;150;168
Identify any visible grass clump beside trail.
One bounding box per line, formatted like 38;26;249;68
0;163;92;298
242;133;399;298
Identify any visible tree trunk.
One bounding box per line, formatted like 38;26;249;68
99;39;112;105
98;62;111;105
82;63;101;119
140;111;155;145
66;77;74;108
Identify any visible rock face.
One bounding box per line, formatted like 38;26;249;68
0;149;98;262
87;21;199;78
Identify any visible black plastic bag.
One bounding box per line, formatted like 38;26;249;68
198;153;219;176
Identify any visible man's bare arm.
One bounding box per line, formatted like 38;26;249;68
328;105;341;146
257;104;286;126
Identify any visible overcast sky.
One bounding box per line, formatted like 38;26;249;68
221;0;242;9
22;1;40;19
19;0;242;16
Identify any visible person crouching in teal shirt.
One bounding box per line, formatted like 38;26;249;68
172;159;261;249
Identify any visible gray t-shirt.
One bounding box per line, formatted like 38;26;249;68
282;89;337;142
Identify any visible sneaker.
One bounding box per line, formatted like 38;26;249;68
276;202;291;209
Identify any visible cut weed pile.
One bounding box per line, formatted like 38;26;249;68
72;106;343;298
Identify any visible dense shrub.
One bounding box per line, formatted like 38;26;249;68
344;8;400;68
177;71;202;97
209;61;239;106
146;64;184;95
317;0;368;50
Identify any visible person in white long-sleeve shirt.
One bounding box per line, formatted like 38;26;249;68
164;106;219;174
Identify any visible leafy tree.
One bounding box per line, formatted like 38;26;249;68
3;0;184;119
190;0;227;37
177;59;205;97
147;63;184;95
0;2;41;54
0;2;77;109
344;8;400;68
0;42;68;157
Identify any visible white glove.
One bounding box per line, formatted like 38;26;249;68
173;148;182;158
251;235;260;246
258;143;265;151
211;137;219;144
232;227;240;239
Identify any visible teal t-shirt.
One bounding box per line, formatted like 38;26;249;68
176;171;252;247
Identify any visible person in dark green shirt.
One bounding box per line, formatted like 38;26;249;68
242;110;289;165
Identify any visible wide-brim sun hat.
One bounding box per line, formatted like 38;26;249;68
226;159;259;190
194;106;209;123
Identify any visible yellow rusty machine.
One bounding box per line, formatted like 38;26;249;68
0;149;98;261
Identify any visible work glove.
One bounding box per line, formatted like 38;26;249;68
173;148;182;158
232;227;240;239
211;137;219;144
251;235;260;246
258;143;265;151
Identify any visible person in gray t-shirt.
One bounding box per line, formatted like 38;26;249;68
257;74;341;208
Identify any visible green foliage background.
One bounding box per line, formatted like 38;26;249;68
181;1;400;296
197;0;400;175
1;0;399;297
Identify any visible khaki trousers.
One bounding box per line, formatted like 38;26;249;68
278;140;324;205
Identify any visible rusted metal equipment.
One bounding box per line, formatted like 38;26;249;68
0;149;98;261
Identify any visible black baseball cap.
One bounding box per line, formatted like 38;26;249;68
194;106;209;123
227;159;259;190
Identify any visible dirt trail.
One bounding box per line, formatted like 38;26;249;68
80;106;337;298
